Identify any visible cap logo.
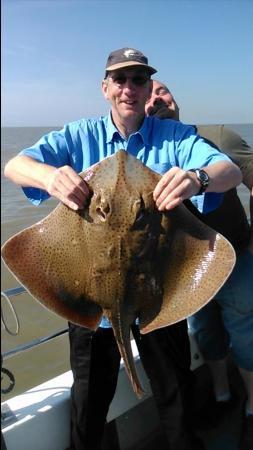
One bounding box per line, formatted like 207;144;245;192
124;49;141;59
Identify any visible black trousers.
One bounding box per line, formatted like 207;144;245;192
68;321;200;450
68;324;121;450
132;323;200;450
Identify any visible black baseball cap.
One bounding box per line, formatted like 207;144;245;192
105;47;157;75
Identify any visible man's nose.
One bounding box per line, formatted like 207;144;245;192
123;79;136;90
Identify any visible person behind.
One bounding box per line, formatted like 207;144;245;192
145;80;253;449
4;49;242;450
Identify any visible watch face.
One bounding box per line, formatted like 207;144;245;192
198;169;209;186
188;169;209;194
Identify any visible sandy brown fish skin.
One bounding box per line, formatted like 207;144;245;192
1;150;236;397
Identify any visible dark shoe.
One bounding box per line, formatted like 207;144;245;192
240;415;253;450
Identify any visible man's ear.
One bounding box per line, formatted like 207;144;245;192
102;80;109;99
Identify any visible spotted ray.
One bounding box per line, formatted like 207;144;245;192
1;150;236;397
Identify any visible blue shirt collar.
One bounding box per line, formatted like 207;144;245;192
106;112;149;146
106;112;120;143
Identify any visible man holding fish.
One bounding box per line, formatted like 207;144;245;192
4;48;242;450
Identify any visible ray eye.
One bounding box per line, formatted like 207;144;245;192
95;202;110;222
96;207;107;221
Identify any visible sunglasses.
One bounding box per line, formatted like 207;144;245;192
109;73;150;86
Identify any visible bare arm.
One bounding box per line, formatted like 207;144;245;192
4;155;89;210
154;160;242;211
148;97;248;221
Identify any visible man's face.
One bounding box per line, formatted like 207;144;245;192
102;68;152;124
145;80;179;120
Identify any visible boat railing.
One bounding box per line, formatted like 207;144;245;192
1;285;68;360
1;285;68;395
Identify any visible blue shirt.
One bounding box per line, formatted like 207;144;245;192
20;113;230;211
19;113;232;329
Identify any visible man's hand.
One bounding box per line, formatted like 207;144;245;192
47;165;90;210
153;167;200;211
146;101;180;120
150;104;178;119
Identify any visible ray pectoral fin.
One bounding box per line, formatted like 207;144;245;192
55;288;103;329
1;228;102;330
31;283;103;330
141;206;236;335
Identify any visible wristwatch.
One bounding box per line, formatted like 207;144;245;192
188;168;210;195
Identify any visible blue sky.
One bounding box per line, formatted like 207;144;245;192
2;0;253;126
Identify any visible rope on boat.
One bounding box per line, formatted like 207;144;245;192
1;290;21;336
1;355;15;394
1;287;24;395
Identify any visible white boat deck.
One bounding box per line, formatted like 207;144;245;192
2;333;246;450
2;340;153;450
